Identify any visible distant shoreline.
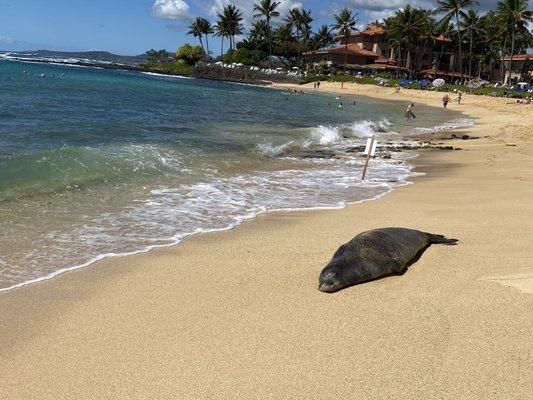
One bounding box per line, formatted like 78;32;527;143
1;56;290;86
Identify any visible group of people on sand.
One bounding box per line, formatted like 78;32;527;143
313;81;321;90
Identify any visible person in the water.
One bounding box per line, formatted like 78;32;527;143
405;102;416;119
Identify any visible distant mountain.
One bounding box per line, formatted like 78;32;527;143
1;50;149;66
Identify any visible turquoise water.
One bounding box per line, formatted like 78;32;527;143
0;60;471;290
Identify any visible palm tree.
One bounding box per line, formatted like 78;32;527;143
386;5;426;77
214;19;229;60
272;24;299;68
436;0;480;83
253;0;281;66
435;19;454;70
313;25;335;50
460;10;483;80
284;8;313;68
284;8;305;40
198;18;214;57
187;18;205;51
416;10;437;74
217;4;243;52
497;0;533;84
332;7;358;72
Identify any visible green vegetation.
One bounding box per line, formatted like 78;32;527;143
143;0;532;85
175;44;206;65
139;62;194;76
224;48;263;65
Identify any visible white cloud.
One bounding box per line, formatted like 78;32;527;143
152;0;190;20
205;0;303;29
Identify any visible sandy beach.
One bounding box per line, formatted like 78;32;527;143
1;83;532;399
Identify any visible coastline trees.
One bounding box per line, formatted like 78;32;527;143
332;7;358;72
436;0;480;83
385;5;425;78
173;0;532;82
313;25;335;50
216;4;243;56
253;0;281;65
199;18;214;57
187;18;206;52
497;0;533;83
460;10;483;80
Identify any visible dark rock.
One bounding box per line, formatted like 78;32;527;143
461;135;470;140
382;154;392;159
295;149;340;159
345;145;366;153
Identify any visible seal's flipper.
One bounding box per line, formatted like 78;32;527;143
428;233;458;245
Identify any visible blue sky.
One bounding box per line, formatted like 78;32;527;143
0;0;502;55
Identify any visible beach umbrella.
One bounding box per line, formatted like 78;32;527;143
432;78;445;87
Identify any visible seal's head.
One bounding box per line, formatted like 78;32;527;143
318;263;344;293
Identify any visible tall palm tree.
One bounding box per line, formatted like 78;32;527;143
386;5;426;77
332;7;358;72
478;11;507;80
214;19;229;60
497;0;532;84
313;25;335;50
198;18;214;57
272;24;299;68
187;18;205;51
284;8;305;40
284;8;313;68
253;0;281;66
460;10;483;80
435;19;454;70
217;4;243;52
436;0;480;83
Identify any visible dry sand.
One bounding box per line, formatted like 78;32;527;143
1;83;532;399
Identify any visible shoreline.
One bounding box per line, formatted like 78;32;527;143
1;83;532;399
0;81;458;295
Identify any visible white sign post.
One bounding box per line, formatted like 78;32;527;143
361;136;377;181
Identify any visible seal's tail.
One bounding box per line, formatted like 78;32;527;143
428;233;459;245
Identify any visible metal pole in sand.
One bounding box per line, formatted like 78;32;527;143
361;136;376;181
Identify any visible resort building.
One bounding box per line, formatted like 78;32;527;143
493;53;533;84
305;23;462;78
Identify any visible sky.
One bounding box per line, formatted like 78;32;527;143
0;0;504;55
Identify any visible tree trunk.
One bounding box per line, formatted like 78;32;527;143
267;16;272;68
455;13;464;83
406;49;412;78
468;32;473;81
344;39;348;72
199;35;204;52
221;36;224;60
507;23;516;85
206;35;210;57
500;36;507;83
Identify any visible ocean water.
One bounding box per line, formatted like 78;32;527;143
0;60;472;291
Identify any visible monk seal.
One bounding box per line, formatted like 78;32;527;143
318;228;458;293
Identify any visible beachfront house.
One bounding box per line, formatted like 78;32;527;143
304;23;461;79
493;53;533;84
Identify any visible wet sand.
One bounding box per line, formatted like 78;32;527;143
1;83;532;399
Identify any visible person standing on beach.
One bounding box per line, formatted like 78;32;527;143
442;94;450;108
405;102;416;119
